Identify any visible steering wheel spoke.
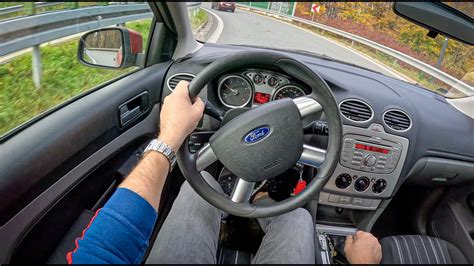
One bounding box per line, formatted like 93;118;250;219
298;144;327;168
293;97;323;118
230;178;255;203
196;143;218;171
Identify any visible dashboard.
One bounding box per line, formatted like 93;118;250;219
163;43;474;212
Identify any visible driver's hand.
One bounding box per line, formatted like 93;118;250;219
344;230;382;264
158;81;205;151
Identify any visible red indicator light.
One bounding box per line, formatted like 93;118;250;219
254;92;271;104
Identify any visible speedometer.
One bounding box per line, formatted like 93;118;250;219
272;85;306;100
218;75;253;108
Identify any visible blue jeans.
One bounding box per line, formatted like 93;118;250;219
146;172;315;264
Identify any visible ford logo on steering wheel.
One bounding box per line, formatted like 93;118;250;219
244;126;271;144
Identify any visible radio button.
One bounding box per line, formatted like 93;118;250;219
392;148;401;158
363;155;377;167
351;160;361;165
341;151;350;162
344;139;355;147
354;151;363;156
387;158;397;169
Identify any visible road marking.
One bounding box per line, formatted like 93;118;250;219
202;7;224;44
236;8;410;82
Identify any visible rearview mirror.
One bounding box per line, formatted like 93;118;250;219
393;2;473;45
78;27;143;69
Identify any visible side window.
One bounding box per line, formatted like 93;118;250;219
0;2;153;136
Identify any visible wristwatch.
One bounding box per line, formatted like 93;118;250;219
143;139;177;170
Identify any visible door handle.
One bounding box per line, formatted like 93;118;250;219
118;91;149;127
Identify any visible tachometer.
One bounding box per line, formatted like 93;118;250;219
272;85;306;100
218;75;253;108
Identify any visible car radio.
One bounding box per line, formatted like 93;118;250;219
340;133;403;174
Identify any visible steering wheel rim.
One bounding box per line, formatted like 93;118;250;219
177;50;342;218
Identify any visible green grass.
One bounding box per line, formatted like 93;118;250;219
0;19;152;135
189;8;208;30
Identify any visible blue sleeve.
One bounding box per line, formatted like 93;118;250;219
67;188;158;264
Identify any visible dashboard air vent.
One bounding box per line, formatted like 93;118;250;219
383;109;412;131
167;73;195;91
339;99;373;122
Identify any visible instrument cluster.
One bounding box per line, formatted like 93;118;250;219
217;69;308;108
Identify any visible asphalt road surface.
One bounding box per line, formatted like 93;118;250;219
203;3;403;80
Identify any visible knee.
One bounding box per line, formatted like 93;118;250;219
285;208;314;233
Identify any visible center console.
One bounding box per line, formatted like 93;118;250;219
319;124;409;210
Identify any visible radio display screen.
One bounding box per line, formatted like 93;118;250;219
355;143;389;154
254;92;271;104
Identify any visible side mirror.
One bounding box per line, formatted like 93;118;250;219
78;27;143;69
393;2;474;45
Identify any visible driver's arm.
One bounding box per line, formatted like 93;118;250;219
67;81;204;264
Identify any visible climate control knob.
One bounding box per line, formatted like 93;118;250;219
372;179;387;194
363;155;377;167
335;173;352;189
354;176;370;192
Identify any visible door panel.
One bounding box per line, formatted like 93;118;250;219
0;61;172;262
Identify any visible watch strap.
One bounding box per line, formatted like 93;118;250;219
143;139;177;170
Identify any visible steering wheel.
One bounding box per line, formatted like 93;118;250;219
177;50;342;218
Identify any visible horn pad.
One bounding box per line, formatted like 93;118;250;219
209;99;303;182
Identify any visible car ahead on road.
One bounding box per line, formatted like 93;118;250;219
211;1;236;12
0;1;473;264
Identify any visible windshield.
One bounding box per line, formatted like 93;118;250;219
187;2;473;98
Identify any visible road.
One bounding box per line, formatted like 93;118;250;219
202;3;404;80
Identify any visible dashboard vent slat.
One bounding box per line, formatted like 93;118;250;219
339;99;373;122
167;73;195;91
383;109;412;131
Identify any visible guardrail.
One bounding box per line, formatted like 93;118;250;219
0;2;201;89
0;4;153;56
0;2;65;16
237;4;472;95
